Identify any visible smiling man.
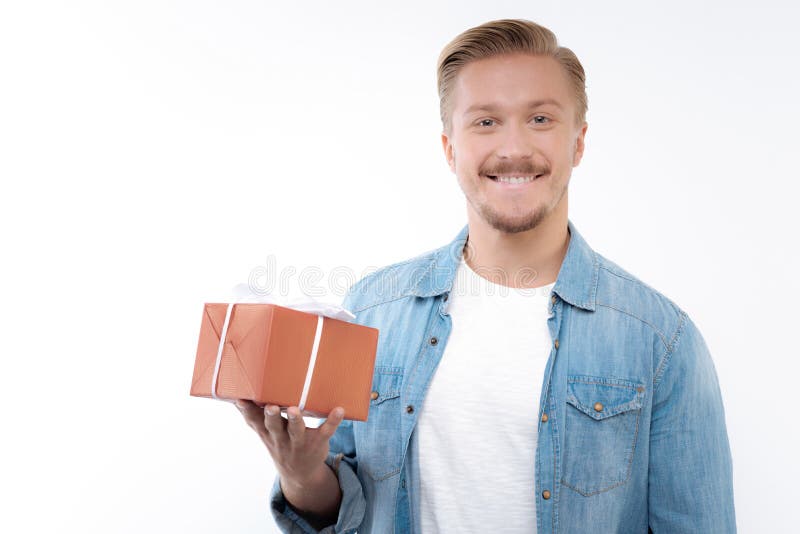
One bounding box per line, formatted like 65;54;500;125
237;18;736;533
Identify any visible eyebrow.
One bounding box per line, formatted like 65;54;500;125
463;99;564;117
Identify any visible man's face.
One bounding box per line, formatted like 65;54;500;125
441;53;588;234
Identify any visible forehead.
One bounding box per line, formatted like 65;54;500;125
452;53;573;115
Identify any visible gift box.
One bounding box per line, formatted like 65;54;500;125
190;302;379;421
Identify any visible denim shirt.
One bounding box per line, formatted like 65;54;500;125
270;219;736;533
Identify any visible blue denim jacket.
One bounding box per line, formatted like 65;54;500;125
270;219;736;533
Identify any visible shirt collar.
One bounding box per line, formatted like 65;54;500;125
411;218;599;311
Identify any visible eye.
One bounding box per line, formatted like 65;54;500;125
532;115;550;124
477;118;495;127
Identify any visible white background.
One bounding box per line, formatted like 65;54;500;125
1;1;798;532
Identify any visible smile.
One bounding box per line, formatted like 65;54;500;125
486;174;544;184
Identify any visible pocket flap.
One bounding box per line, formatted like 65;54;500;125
370;367;403;406
566;375;644;420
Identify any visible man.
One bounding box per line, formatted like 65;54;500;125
236;19;736;533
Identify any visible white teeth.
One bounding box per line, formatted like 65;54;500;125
494;175;536;184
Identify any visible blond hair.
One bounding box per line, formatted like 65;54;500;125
437;19;587;134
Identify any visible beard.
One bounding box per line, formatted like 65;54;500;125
460;155;566;234
476;200;551;234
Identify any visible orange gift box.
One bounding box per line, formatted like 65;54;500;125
190;302;379;421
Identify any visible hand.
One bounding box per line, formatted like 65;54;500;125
234;401;346;487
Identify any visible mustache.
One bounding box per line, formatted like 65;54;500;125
480;161;550;176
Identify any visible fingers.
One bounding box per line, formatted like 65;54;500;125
236;401;344;447
263;404;288;444
235;399;265;428
235;399;271;442
318;407;345;440
285;406;306;442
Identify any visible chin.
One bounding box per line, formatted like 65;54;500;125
483;211;547;234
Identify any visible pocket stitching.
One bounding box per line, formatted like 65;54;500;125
370;390;400;406
561;407;642;496
566;376;644;420
566;392;642;420
370;369;402;406
359;368;403;481
362;465;401;481
562;374;645;495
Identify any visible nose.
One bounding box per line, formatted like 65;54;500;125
495;122;534;161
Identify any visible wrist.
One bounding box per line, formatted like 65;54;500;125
281;461;332;493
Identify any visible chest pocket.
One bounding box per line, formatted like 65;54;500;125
561;375;645;496
354;367;404;481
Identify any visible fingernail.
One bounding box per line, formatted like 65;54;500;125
334;408;344;418
287;411;297;420
267;406;278;415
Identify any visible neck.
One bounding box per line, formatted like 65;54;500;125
463;205;570;289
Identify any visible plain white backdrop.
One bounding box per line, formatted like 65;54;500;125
1;1;798;532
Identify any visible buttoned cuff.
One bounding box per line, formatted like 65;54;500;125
269;452;365;533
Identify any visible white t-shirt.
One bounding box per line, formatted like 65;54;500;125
417;255;555;533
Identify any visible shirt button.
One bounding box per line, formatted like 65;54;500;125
401;479;406;488
551;295;556;304
370;391;379;400
542;490;551;500
429;336;438;346
406;405;415;414
594;402;604;412
554;339;559;349
541;413;548;423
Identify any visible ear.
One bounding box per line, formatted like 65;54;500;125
572;122;588;167
441;131;456;173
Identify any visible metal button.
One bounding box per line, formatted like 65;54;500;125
636;386;645;393
370;391;379;400
406;405;415;414
554;339;559;349
430;336;438;346
594;402;604;412
401;479;406;489
551;295;556;304
541;413;548;423
542;490;551;500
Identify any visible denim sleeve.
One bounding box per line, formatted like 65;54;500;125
648;311;737;533
269;418;366;533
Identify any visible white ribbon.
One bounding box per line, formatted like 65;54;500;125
210;303;236;403
297;315;324;411
210;284;355;407
231;284;355;321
